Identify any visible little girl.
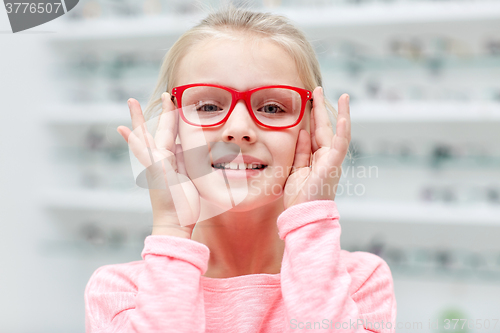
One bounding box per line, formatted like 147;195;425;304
85;6;397;333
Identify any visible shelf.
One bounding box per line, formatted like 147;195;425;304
38;239;144;258
390;271;500;284
350;101;500;123
348;155;500;170
279;1;500;28
44;104;131;124
321;55;500;71
42;188;500;226
337;200;500;225
43;101;500;124
42;189;151;212
48;13;202;41
47;1;500;42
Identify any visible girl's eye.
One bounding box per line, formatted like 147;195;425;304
196;103;222;112
258;103;286;114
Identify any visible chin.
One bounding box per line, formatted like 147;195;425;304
199;185;282;214
229;191;283;213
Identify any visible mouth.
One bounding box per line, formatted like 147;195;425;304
211;163;268;170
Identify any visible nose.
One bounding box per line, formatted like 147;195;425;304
221;100;257;144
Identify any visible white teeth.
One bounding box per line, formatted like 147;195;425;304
212;163;267;170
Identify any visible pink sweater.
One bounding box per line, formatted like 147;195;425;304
85;200;397;332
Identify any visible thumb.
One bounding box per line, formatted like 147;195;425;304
290;129;311;175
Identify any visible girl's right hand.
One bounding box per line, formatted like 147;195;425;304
117;93;200;239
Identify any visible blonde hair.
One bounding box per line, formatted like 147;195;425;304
143;6;338;127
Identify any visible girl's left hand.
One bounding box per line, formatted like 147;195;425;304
283;87;351;209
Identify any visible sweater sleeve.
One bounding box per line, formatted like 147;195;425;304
84;235;210;333
277;200;397;333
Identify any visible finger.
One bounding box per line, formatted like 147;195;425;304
310;105;318;152
119;124;152;164
126;118;171;170
160;159;197;226
291;129;311;174
310;87;334;151
175;143;187;176
336;93;351;144
128;97;158;155
128;98;147;131
117;125;131;143
326;93;350;168
126;124;158;168
168;176;198;227
155;92;178;153
328;118;350;167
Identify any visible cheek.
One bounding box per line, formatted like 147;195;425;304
268;132;299;169
178;125;214;177
178;124;213;150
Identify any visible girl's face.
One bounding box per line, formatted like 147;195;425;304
175;35;311;212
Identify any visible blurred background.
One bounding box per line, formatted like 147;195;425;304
1;0;500;332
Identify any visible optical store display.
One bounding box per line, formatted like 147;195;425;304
49;124;500;204
63;0;499;20
19;3;497;332
356;242;500;281
350;140;500;168
42;0;500;295
57;42;500;105
321;34;500;103
39;220;500;282
55;52;162;104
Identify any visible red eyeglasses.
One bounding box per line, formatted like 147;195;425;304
170;83;313;129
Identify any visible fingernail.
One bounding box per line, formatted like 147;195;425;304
127;99;131;107
161;92;166;101
346;94;350;103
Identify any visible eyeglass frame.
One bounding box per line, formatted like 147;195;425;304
170;83;313;130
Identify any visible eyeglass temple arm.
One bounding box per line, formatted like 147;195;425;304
169;93;178;107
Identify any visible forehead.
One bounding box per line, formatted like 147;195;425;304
175;35;304;91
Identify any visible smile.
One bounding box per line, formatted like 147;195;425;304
212;163;268;170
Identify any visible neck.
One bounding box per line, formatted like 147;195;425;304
191;196;286;279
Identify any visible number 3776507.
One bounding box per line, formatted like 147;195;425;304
5;2;62;14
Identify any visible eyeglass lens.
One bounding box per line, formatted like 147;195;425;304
180;86;303;127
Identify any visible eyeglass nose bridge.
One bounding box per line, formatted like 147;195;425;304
225;90;256;123
229;89;253;111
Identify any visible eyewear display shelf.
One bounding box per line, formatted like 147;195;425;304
42;1;500;269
